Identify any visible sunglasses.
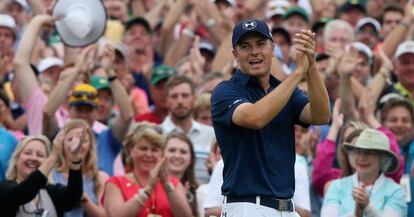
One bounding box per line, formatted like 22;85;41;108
72;91;97;100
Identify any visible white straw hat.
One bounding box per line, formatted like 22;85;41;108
52;0;107;47
344;128;399;173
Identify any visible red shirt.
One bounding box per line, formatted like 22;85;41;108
134;112;162;124
106;176;180;217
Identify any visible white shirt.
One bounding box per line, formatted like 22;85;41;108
203;159;311;211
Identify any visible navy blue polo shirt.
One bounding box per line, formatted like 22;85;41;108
211;69;309;199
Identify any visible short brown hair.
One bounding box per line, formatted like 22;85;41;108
166;75;196;94
380;97;414;123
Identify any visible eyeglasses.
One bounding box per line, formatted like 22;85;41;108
350;149;379;156
72;91;97;100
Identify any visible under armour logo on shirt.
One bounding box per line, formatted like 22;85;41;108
243;20;256;30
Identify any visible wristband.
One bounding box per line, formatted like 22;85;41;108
108;75;117;83
205;18;216;28
165;182;175;193
138;188;149;200
400;21;410;29
134;194;145;206
182;28;195;38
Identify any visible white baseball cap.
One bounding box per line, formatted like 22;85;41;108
37;57;64;73
266;0;291;19
11;0;29;11
53;0;107;47
349;42;373;64
355;17;381;36
394;41;414;59
0;14;16;30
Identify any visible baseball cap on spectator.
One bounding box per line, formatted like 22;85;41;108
37;57;64;73
355;17;381;36
11;0;29;11
340;0;366;13
282;7;309;22
312;18;332;33
266;0;291;19
90;76;110;90
232;19;273;47
271;26;291;45
213;0;235;7
151;65;176;85
199;41;216;57
68;84;99;108
53;0;108;47
0;14;16;30
315;53;329;62
349;42;372;64
114;42;127;59
125;16;152;34
394;41;414;59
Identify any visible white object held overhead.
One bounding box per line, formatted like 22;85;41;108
53;0;107;47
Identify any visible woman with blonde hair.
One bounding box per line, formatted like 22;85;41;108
0;132;83;216
52;119;108;216
104;122;192;217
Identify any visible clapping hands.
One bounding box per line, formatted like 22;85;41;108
293;30;317;76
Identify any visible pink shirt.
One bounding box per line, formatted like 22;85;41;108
24;87;107;135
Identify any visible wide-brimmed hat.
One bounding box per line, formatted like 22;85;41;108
344;128;399;173
53;0;107;47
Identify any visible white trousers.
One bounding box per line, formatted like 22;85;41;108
221;196;300;217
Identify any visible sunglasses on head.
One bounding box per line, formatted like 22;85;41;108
72;91;97;99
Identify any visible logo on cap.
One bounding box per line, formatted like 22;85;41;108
243;20;257;30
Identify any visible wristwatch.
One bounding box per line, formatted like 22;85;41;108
108;75;117;83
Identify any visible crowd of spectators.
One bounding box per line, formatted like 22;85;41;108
0;0;414;216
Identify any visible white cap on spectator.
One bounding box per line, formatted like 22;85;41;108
12;0;29;11
53;0;107;47
266;0;291;19
394;41;414;59
350;42;372;64
0;14;16;30
37;57;64;73
213;0;235;7
355;17;381;35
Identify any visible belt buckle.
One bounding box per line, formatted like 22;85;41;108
278;199;289;211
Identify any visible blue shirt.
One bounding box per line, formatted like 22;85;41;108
0;128;18;181
52;170;98;217
97;128;123;175
323;173;407;216
401;139;414;216
211;70;308;199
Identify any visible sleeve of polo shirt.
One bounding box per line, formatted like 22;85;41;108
211;82;249;127
291;87;309;126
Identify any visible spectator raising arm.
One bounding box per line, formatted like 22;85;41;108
14;15;55;103
338;47;362;121
382;0;413;59
100;44;134;143
42;45;97;138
